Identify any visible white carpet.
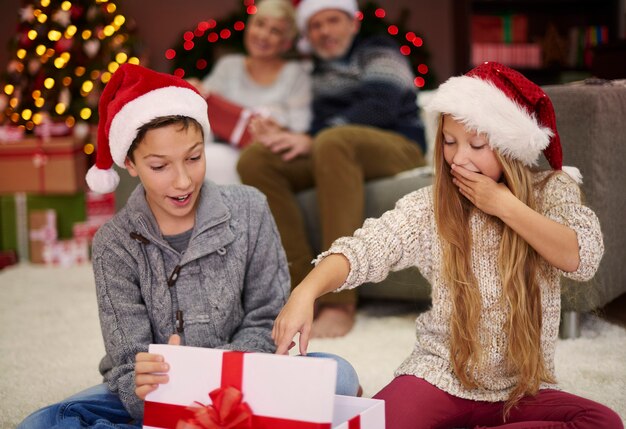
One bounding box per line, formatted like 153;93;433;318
0;264;624;428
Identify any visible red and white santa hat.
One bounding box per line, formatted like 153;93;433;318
294;0;359;53
295;0;358;32
85;63;211;194
426;61;581;182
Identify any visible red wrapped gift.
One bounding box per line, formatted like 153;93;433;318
144;347;336;428
86;191;116;225
42;238;89;267
0;136;87;194
72;221;101;243
206;94;257;149
143;346;385;429
0;250;18;270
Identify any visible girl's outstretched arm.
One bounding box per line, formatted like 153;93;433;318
451;164;580;272
273;254;351;355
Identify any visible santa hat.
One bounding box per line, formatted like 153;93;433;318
295;0;359;53
426;61;581;183
85;63;211;194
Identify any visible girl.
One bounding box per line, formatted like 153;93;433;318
272;62;622;428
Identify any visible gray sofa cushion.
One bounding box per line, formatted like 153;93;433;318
296;166;433;301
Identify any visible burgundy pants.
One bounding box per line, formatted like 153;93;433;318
373;375;623;429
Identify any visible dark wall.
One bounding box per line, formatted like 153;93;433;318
0;0;455;84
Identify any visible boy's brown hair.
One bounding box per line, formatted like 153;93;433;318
126;115;204;162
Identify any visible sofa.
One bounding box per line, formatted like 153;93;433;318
296;81;626;331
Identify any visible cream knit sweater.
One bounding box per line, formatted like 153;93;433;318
317;171;604;401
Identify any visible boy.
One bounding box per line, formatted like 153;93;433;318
18;64;357;428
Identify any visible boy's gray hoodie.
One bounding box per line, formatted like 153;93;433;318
91;181;290;419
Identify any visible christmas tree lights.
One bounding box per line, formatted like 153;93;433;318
166;0;434;88
0;0;143;136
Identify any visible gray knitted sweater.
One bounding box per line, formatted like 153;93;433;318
310;35;426;152
91;181;289;419
317;171;604;402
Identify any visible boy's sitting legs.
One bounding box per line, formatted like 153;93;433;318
17;384;138;429
306;352;360;396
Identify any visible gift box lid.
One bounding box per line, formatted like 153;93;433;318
145;345;338;428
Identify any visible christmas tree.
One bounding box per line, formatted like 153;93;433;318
166;0;435;89
0;0;143;135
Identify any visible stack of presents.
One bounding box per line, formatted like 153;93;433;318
0;126;115;269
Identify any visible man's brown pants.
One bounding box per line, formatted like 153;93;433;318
238;125;425;305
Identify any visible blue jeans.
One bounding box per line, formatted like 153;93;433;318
17;352;359;429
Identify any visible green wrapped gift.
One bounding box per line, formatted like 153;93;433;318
0;192;86;258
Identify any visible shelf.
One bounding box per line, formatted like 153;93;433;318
452;0;620;84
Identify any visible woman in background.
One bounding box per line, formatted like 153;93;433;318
190;0;311;184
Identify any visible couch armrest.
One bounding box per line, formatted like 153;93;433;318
543;83;626;311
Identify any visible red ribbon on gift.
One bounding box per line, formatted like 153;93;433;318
35;137;48;193
29;210;57;243
144;351;333;429
348;415;361;429
176;386;252;429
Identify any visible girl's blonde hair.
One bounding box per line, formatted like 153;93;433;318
253;0;298;40
432;114;556;415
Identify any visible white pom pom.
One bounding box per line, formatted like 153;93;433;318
562;166;583;184
85;165;120;194
297;37;312;54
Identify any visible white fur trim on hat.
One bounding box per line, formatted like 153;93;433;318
426;75;553;167
296;0;358;32
562;166;582;184
85;164;120;194
109;86;211;168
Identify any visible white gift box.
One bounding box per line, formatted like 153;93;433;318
143;345;385;429
333;395;385;429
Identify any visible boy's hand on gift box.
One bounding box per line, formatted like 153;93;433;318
134;334;181;400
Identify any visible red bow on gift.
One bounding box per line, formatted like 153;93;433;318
176;386;253;429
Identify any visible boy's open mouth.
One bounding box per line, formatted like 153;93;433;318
169;193;191;203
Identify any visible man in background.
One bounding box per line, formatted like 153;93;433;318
238;0;426;338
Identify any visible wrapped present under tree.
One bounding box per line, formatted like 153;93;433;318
0;135;88;194
0;192;86;260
